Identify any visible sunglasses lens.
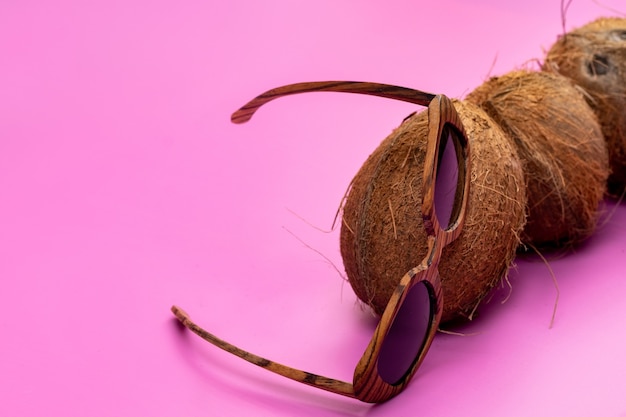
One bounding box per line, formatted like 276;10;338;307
434;128;461;229
377;281;433;385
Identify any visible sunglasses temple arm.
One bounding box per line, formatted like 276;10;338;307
171;305;357;399
231;81;437;124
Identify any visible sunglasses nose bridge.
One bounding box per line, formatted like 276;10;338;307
423;234;445;271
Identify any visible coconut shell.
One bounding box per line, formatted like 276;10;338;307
466;70;609;248
340;100;526;324
544;17;626;197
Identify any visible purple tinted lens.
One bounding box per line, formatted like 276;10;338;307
434;129;460;229
377;281;432;385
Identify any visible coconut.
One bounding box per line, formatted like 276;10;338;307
340;100;526;324
544;17;626;197
466;70;609;248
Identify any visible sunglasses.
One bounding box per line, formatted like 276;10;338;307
172;81;471;403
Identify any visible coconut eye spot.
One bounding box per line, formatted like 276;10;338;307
609;29;626;42
586;54;611;76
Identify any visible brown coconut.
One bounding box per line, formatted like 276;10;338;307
340;100;526;324
544;17;626;197
466;70;609;248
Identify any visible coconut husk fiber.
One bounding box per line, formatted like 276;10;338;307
466;70;609;248
340;100;526;324
543;17;626;198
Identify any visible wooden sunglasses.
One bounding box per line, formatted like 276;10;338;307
172;81;471;403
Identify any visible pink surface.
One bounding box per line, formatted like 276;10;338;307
1;1;626;416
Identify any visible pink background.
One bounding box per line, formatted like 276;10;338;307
1;1;625;416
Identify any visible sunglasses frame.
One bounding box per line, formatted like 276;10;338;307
172;81;470;403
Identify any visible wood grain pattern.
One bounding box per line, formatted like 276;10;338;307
171;306;357;398
231;81;436;124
